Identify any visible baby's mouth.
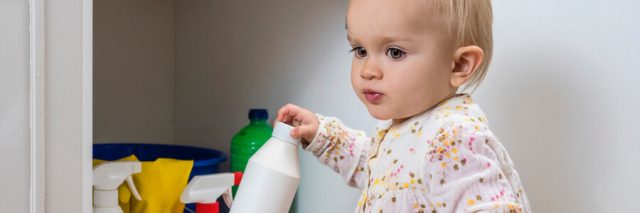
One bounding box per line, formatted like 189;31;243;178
363;89;383;103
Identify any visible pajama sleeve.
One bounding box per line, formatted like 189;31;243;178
303;114;373;189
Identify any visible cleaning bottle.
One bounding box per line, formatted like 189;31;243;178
230;109;273;195
180;172;243;213
231;122;300;213
93;162;142;213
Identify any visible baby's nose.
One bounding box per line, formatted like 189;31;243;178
360;60;383;80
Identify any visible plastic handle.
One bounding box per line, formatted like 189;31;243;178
126;175;142;200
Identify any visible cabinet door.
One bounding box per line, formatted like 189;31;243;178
44;0;94;212
0;0;31;212
0;0;93;212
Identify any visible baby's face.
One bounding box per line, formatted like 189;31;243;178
347;0;456;122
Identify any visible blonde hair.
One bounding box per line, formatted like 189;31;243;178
427;0;494;92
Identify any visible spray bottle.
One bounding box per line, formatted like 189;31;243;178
180;172;243;213
231;122;300;213
93;161;142;213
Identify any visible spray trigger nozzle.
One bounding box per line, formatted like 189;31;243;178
93;161;143;212
126;175;142;200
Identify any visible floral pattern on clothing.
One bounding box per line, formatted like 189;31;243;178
304;94;531;213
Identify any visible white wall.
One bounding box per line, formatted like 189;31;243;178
94;0;176;144
477;1;640;212
0;0;31;211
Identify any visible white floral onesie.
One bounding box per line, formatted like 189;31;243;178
303;94;531;213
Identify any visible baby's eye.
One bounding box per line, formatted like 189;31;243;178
350;47;368;58
386;48;406;60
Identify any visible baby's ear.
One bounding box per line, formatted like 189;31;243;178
450;46;484;88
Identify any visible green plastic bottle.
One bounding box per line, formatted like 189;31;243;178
230;109;273;195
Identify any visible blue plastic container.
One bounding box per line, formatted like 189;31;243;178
93;143;227;180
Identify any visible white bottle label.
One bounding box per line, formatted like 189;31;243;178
232;160;300;213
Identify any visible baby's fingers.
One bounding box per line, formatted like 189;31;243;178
291;124;317;141
276;104;301;123
290;126;307;138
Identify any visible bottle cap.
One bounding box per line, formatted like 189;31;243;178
272;122;301;145
248;109;268;120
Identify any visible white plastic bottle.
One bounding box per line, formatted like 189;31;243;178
231;122;300;213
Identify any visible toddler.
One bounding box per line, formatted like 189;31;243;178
276;0;530;212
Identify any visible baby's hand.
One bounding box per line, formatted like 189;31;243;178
276;104;319;144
